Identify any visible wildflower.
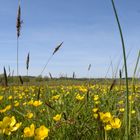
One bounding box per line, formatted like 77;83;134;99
53;114;61;121
52;95;60;100
104;124;112;131
119;108;125;112
95;101;100;104
131;110;136;114
5;104;11;110
110;118;121;129
14;101;19;107
8;96;13;100
0;116;22;135
19;95;22;99
28;100;34;105
24;123;35;137
40;109;45;113
0;108;6;113
79;87;87;93
0;105;11;113
129;95;132;101
118;100;124;104
26;112;33;119
35;125;49;140
93;95;99;101
99;112;112;123
66;91;70;95
93;113;98;119
23;102;27;106
10;122;22;132
76;94;84;101
92;108;98;113
33;100;43;107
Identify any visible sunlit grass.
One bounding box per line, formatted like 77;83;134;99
0;84;140;139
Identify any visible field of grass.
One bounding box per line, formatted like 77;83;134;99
0;0;140;139
0;82;140;140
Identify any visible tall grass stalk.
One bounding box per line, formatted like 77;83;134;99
40;55;53;75
49;72;53;79
3;67;8;87
111;0;129;139
16;0;22;77
8;66;11;77
26;52;30;77
19;75;23;85
40;42;63;75
72;72;75;79
16;38;19;77
132;50;140;93
119;69;122;90
121;48;132;77
87;64;91;102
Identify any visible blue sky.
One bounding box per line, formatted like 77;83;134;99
0;0;140;78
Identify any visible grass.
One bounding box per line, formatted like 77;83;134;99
111;0;129;139
0;83;140;139
0;0;139;139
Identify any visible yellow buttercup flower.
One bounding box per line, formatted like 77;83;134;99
131;110;136;114
110;118;121;129
26;112;33;119
24;123;35;137
53;114;61;121
118;100;124;104
19;95;23;99
0;108;6;113
93;113;98;119
76;94;84;101
0;116;22;135
129;95;132;101
104;124;112;131
5;105;11;111
28;100;34;105
14;102;19;107
35;125;49;140
95;101;100;104
52;95;60;100
119;108;125;112
79;87;87;93
23;102;27;106
8;95;13;100
92;108;98;113
10;122;22;132
99;112;112;123
33;100;43;107
93;95;99;101
0;105;12;113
